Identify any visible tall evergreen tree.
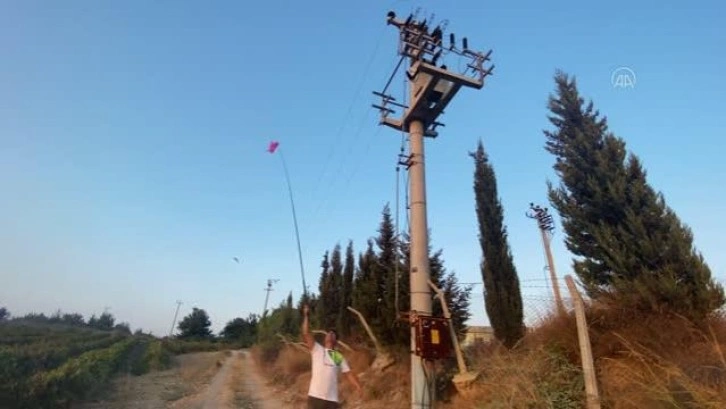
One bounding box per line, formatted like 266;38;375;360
339;240;356;336
328;243;344;329
544;71;724;319
471;140;524;348
352;239;378;332
375;204;401;344
280;292;299;336
316;251;334;328
177;307;213;339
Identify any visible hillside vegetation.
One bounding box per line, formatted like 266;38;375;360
0;317;225;408
250;305;726;408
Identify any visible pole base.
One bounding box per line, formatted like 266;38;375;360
452;371;480;397
370;352;396;373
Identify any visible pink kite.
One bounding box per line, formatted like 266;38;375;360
267;141;279;154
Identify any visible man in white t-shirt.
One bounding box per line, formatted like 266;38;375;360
302;304;362;409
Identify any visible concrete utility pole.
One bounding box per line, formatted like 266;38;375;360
169;300;182;337
262;279;279;318
565;276;601;409
374;10;494;409
527;203;565;316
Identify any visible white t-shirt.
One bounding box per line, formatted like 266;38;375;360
308;342;351;402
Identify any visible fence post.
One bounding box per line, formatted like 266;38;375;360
564;275;601;409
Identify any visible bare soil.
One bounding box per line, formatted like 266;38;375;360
75;350;288;409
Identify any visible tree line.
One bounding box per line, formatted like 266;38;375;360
0;307;132;334
257;205;473;349
171;307;259;347
0;305;260;347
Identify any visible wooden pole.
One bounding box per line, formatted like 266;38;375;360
347;306;383;354
564;275;601;409
427;279;468;375
542;230;566;316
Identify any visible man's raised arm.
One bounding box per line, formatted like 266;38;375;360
301;304;314;350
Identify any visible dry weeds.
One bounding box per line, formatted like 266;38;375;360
253;309;726;409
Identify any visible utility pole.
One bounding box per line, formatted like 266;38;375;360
526;203;565;315
374;10;494;409
262;279;279;318
169;300;182;338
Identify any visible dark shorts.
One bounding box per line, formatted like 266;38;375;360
307;395;339;409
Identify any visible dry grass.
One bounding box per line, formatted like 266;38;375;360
252;340;408;408
252;308;726;408
444;306;726;409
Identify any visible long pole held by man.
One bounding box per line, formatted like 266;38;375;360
267;140;308;299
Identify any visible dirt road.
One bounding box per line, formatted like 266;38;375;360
76;350;288;409
234;350;288;409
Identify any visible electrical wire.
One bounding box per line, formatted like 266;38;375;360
395;151;402;318
420;359;428;408
341;124;383;194
307;45;406;227
394;68;408;318
304;3;419;248
310;26;389;200
419;359;437;408
308;105;377;224
405;170;411;234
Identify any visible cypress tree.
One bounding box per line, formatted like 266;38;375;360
328;244;344;330
544;71;724;319
375;204;400;344
471;140;524;348
316;251;333;328
339;240;356;336
352;239;379;333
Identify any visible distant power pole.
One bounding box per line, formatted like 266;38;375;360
262;279;280;318
169;300;183;337
527;203;565;315
374;10;494;409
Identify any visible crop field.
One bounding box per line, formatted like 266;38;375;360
0;322;172;409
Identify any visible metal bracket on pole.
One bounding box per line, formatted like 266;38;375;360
374;10;494;140
527;203;565;315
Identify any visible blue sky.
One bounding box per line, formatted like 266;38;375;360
1;0;724;336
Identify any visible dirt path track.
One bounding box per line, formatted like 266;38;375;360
169;350;288;409
75;350;288;409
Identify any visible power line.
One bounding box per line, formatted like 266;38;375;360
308;50;410;224
309;25;390;202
